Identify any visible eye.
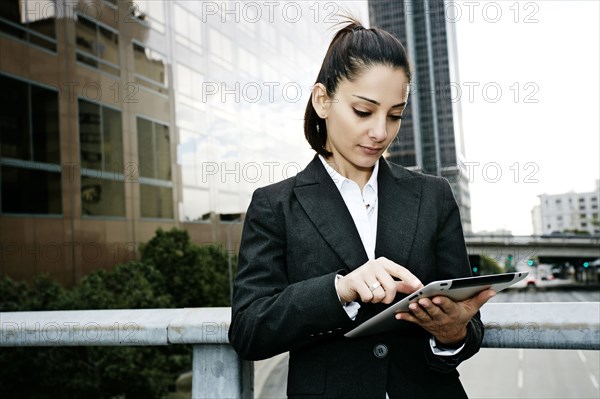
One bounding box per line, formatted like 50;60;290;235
353;108;371;118
388;114;404;121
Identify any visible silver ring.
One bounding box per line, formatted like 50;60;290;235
369;281;381;292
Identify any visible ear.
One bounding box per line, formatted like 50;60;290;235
311;83;331;119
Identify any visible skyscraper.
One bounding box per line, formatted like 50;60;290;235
369;0;472;232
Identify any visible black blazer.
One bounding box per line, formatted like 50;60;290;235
229;155;484;398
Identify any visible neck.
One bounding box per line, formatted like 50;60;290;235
323;154;375;190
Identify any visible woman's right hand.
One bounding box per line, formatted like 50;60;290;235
336;257;423;304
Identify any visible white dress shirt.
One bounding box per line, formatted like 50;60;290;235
318;155;464;357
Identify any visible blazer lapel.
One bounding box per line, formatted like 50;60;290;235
293;155;369;272
375;158;422;269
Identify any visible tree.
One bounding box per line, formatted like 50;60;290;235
140;228;231;307
0;228;233;398
70;261;171;310
480;255;504;275
562;228;590;235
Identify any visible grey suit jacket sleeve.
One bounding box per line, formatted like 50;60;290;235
229;187;355;360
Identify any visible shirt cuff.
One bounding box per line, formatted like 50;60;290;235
429;336;465;356
335;274;361;320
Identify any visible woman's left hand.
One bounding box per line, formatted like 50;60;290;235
395;289;496;346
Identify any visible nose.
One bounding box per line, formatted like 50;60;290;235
368;115;387;142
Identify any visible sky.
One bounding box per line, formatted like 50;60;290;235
452;0;600;234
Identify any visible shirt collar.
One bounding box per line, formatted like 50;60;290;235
318;154;379;193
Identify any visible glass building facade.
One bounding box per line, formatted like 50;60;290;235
0;0;368;285
369;0;472;232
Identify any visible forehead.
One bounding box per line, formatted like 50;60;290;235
338;64;410;104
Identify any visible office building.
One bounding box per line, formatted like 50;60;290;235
532;180;600;236
369;0;472;232
0;0;361;285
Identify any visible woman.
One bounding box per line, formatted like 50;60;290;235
229;19;495;398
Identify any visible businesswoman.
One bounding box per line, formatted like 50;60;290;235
229;19;495;398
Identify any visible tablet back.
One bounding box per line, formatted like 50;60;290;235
344;271;528;338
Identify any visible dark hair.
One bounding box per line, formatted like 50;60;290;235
304;18;412;157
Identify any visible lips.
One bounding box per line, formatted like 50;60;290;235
359;145;383;153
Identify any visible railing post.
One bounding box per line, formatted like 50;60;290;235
191;344;254;398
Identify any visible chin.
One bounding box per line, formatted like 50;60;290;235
353;158;378;169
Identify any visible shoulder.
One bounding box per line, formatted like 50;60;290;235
384;158;451;193
250;155;323;201
252;174;298;200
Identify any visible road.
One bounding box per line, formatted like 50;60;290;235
254;288;600;398
491;282;600;303
458;348;599;399
458;286;600;399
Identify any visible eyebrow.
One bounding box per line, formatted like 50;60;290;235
352;95;406;108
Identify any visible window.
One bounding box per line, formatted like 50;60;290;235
139;184;173;219
137;117;173;219
175;63;204;109
209;28;233;68
0;74;61;214
78;99;125;217
0;76;60;163
174;3;202;53
0;0;57;51
75;14;119;76
79;100;123;171
182;187;211;222
131;0;165;33
280;36;295;64
178;129;209;188
238;47;258;78
81;175;125;217
2;166;62;214
133;42;168;94
262;23;277;49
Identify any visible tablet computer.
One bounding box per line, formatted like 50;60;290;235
344;271;528;338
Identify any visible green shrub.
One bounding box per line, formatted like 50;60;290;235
0;228;232;398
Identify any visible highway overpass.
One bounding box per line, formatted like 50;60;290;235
465;235;600;265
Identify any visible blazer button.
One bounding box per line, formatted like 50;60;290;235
373;344;388;359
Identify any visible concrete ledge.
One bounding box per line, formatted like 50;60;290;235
0;308;231;346
1;304;598;349
481;302;600;350
168;307;230;344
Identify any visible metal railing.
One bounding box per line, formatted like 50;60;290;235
1;303;599;398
